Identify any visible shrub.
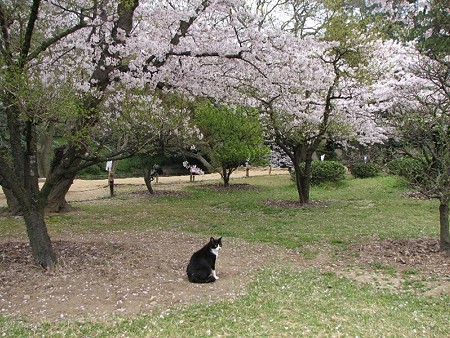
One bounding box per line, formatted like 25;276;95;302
116;156;143;177
77;163;104;178
351;163;380;178
386;157;424;182
290;161;346;185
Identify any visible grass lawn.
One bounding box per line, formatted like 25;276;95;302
1;175;449;337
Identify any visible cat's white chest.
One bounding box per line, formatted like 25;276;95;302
211;245;221;257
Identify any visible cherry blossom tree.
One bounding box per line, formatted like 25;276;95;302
176;21;399;203
366;0;450;252
371;48;450;252
389;59;449;252
257;38;396;203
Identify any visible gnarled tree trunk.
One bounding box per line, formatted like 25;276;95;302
2;187;22;215
23;207;57;269
45;176;76;213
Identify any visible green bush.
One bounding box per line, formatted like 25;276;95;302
386;157;424;182
351;163;380;178
290;161;346;185
77;163;104;178
116;156;144;176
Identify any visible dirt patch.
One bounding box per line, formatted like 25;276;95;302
351;238;446;271
0;231;302;322
265;199;329;208
129;190;192;198
400;191;432;200
337;238;450;295
198;183;259;191
2;233;449;323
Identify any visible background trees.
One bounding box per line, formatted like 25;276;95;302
185;102;269;186
176;2;393;203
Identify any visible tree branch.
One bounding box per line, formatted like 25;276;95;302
26;18;88;63
0;2;10;56
19;0;41;67
145;0;211;69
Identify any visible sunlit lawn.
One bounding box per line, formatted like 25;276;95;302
1;174;448;337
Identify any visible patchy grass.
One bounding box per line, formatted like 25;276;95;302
1;175;437;240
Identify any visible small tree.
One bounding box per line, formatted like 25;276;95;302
185;102;269;187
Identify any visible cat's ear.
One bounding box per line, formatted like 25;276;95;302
209;237;215;243
218;237;222;243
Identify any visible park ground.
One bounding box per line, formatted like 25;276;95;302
0;168;300;321
0;168;449;328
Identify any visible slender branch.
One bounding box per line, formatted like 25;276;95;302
50;1;95;20
19;0;41;67
145;0;211;69
167;50;245;59
26;19;88;63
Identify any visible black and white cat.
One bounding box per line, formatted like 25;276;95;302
186;237;222;283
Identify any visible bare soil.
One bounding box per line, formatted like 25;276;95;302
0;231;302;322
0;170;449;323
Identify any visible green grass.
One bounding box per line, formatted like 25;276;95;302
1;175;448;337
0;174;440;240
37;175;438;248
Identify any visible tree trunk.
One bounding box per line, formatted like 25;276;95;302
23;208;57;269
45;176;75;213
2;187;22;215
301;158;313;203
37;123;54;178
143;168;155;194
292;159;312;204
108;171;115;197
222;168;230;187
439;198;449;252
8;166;79;215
